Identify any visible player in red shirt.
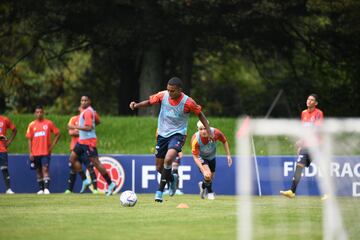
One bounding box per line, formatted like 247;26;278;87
64;107;100;194
191;120;232;200
130;77;213;202
280;94;324;198
26;106;61;194
0;115;17;194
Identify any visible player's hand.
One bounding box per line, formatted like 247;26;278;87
68;124;76;130
204;171;211;179
29;154;34;161
129;101;137;110
208;131;215;142
227;155;232;167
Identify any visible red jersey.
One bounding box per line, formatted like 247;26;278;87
78;108;97;147
149;91;202;115
0;116;16;153
191;128;227;156
26;119;60;156
68;115;80;151
301;108;324;127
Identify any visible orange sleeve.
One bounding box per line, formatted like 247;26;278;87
214;128;227;143
6;118;16;130
83;110;93;127
50;121;60;135
314;110;324;126
25;123;33;139
149;91;166;105
184;97;202;115
191;134;200;156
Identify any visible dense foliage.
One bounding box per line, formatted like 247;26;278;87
1;0;360;116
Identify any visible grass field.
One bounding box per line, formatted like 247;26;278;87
1;194;359;240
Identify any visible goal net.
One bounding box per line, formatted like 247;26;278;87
236;118;360;240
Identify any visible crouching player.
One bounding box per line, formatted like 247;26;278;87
191;121;232;200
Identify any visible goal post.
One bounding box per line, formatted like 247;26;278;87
236;118;360;240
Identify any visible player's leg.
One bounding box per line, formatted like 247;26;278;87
87;162;98;194
206;159;216;200
280;148;309;198
154;135;168;202
172;160;183;195
155;158;164;173
198;160;213;199
41;156;51;194
34;157;44;194
0;153;14;194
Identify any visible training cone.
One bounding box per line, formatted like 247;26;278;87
176;203;189;209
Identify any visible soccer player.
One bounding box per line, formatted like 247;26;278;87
0;115;17;194
26;106;61;194
65;107;99;194
68;95;116;196
129;77;213;202
191;120;232;200
280;93;324;198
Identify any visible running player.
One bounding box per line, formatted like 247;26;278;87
280;93;324;198
26;106;61;194
191;120;232;200
0;115;17;194
65;107;99;194
68;95;116;196
129;77;213;202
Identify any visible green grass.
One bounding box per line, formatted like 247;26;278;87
5;114;297;155
1;194;359;240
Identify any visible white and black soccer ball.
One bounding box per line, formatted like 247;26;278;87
119;190;137;207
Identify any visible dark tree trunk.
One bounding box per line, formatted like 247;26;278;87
138;44;163;116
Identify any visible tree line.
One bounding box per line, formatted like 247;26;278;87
1;0;359;117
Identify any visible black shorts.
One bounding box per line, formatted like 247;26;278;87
155;134;185;159
0;152;8;169
74;143;98;167
297;148;312;167
199;158;216;173
33;155;51;169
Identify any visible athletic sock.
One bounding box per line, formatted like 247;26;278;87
44;177;50;189
1;168;11;190
102;173;112;185
79;171;87;181
203;180;213;193
291;165;303;193
88;167;97;190
37;178;44;190
67;171;77;191
172;169;178;175
158;166;172;192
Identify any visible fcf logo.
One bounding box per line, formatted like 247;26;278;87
88;156;125;194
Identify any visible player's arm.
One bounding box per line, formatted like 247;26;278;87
223;141;232;167
69;111;93;131
6;127;17;148
68;118;79;136
49;123;61;153
198;112;214;141
27;139;33;161
130;91;165;110
191;135;211;178
216;128;232;167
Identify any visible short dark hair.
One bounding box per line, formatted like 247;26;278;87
167;77;183;88
309;93;319;102
81;93;91;99
34;105;43;111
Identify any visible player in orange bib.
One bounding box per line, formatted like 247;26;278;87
191;120;232;200
280;94;324;198
65;107;100;194
26;106;61;194
0;115;17;194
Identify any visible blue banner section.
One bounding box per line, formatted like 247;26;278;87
1;154;359;196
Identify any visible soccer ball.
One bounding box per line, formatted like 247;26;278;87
119;190;137;207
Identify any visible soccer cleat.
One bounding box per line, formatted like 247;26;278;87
106;182;116;196
37;190;44;195
208;192;215;200
64;189;72;194
44;188;50;194
321;194;329;201
92;189;99;194
6;188;14;194
198;181;206;199
154;190;163;202
280;190;295;198
168;173;178;197
175;189;184;195
80;179;91;193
